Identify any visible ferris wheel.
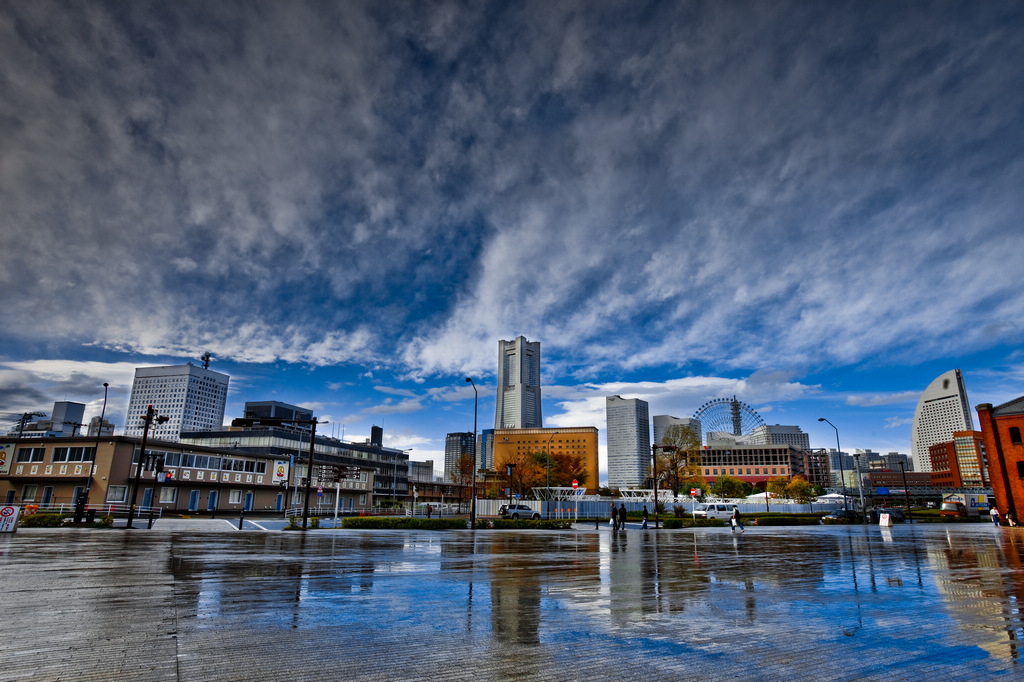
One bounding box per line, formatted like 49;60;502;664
692;396;767;445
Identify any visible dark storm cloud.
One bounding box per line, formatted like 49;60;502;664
2;1;1022;378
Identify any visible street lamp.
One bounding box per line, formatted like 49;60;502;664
127;405;169;529
465;377;478;528
852;451;867;524
75;382;108;523
543;430;560;519
818;418;848;512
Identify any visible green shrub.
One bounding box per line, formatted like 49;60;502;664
751;515;823;526
17;513;67;528
490;519;574;530
661;518;727;529
342;517;468;530
91;515;114;528
309;517;320;529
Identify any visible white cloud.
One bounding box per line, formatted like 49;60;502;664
846;391;921;407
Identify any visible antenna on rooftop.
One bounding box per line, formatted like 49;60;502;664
200;352;212;369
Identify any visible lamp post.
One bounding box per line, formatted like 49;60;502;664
75;382;108;523
465;377;478;528
818;418;848;513
127;405;168;529
545;430;559;517
852;451;867;524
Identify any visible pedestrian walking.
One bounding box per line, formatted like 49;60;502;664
641;505;649;529
730;506;744;533
618;503;628;531
991;506;1000;526
1010;512;1018;527
611;503;617;530
426;504;432;519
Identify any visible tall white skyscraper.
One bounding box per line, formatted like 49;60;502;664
606;395;650;489
911;369;974;473
653;415;702;447
124;363;230;440
494;336;543;429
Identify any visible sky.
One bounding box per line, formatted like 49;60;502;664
2;1;1023;484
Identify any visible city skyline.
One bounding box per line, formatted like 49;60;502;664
2;3;1023;483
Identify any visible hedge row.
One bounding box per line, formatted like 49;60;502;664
750;515;823;526
487;519;575;530
16;513;67;528
661;518;727;529
342;517;468;530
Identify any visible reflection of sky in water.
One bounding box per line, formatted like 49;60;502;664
171;526;1024;674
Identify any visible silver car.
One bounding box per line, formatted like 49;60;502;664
499;503;541;520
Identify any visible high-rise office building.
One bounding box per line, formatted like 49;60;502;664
494;336;543;429
606;395;650;489
124;363;229;440
653;415;702;447
912;369;974;473
750;424;810;451
445;432;475;482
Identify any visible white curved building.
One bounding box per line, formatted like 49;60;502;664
911;369;974;473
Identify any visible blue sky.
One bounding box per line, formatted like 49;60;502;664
2;2;1023;483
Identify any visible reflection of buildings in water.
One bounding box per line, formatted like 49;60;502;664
175;535;381;629
925;530;1022;662
485;534;602;647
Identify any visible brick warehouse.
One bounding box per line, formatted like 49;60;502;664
977;397;1024;522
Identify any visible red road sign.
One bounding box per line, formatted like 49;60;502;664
572;479;578;489
691;488;697;496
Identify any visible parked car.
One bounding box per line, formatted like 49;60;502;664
868;507;906;523
499;504;541;520
692;503;735;519
822;509;861;524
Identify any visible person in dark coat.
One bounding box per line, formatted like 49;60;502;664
617;504;628;531
731;506;744;533
642;505;649;529
611;502;618;530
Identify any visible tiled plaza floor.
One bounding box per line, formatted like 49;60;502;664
2;522;1023;680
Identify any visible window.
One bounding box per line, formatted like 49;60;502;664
164;452;181;467
159;488;177;503
229;490;242;504
22;484;38;501
1011;427;1023;445
107;486;127;502
15;448;44;463
52;447;96;463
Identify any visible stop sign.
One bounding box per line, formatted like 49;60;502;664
690;488;697;496
572;479;578;489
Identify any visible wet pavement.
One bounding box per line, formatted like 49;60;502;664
2;522;1024;681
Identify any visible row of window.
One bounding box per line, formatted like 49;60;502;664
16;447;96;463
704;468;783;476
133;450;268;474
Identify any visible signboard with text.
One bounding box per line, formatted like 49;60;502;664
0;506;20;533
0;443;13;476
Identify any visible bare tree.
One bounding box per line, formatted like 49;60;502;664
654;424;703;495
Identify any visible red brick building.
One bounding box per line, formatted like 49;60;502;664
929;431;987;489
977;398;1024;521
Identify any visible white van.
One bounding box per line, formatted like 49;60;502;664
693;503;735;519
